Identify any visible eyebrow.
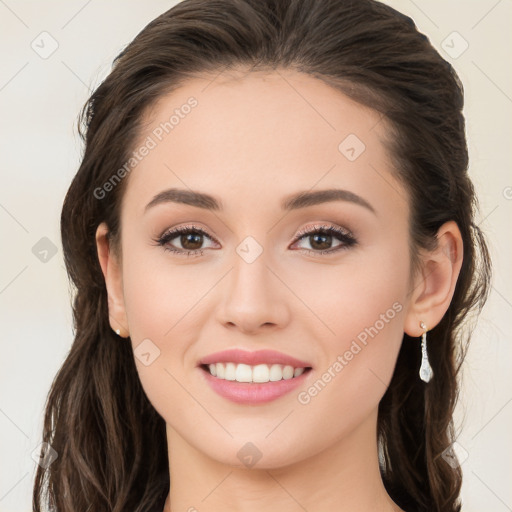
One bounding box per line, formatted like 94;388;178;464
144;187;376;214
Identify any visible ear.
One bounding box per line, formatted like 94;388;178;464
404;220;464;337
95;222;129;337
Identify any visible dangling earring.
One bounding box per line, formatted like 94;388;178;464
419;321;433;383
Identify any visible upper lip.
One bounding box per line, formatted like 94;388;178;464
199;349;312;368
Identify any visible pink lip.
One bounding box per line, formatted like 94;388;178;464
198;366;313;404
198;349;312;368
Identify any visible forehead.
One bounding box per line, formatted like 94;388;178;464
122;68;406;218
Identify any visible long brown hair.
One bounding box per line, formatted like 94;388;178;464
33;1;492;511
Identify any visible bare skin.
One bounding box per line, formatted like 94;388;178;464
96;67;463;512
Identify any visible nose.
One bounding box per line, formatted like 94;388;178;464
216;250;290;335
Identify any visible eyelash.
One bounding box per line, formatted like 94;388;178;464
153;223;357;258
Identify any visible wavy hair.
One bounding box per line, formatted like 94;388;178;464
33;0;492;511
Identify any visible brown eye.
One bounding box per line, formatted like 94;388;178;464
292;224;357;256
177;231;204;251
156;225;218;257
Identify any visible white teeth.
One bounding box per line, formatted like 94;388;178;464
235;363;252;383
204;362;308;383
293;367;305;377
216;362;225;379
269;364;284;381
225;362;236;381
253;364;270;383
282;365;294;380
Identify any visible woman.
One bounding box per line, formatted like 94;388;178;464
33;0;491;511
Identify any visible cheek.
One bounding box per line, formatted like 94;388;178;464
292;295;405;449
121;248;204;341
119;245;221;416
294;243;409;413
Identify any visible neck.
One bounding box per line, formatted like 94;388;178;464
162;409;402;512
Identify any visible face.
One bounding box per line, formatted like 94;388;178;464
107;68;416;468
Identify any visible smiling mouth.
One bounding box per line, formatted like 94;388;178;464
200;363;313;384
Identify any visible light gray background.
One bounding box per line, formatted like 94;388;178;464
1;1;511;510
